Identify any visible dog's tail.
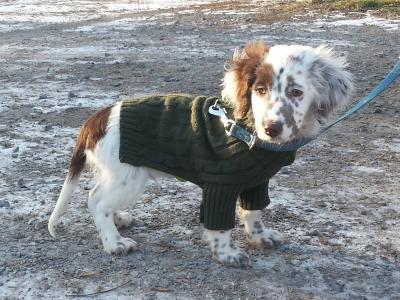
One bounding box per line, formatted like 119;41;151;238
48;175;80;237
48;106;112;237
48;135;87;237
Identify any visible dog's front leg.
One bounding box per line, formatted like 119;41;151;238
205;229;251;268
239;208;282;248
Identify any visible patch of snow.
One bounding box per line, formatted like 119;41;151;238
169;225;194;235
0;78;134;112
0;122;78;214
0;141;35;167
372;138;400;153
314;13;399;31
203;10;256;15
177;9;197;14
250;28;355;47
0;269;142;299
352;165;385;174
62;17;151;33
0;0;222;32
269;180;297;207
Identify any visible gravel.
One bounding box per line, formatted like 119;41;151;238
0;1;399;299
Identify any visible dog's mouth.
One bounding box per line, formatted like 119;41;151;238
255;127;306;145
256;118;315;144
256;131;286;144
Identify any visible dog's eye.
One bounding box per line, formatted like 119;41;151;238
291;89;303;97
255;87;267;95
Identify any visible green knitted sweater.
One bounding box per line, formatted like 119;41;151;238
119;94;296;230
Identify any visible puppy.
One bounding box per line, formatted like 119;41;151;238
48;41;353;267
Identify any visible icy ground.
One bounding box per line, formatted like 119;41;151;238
0;0;399;299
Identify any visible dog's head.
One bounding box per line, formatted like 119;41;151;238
222;41;353;143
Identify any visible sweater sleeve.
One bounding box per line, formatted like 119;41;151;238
239;181;270;211
201;183;242;230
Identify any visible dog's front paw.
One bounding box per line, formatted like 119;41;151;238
205;229;251;268
103;236;138;255
248;228;283;249
239;209;283;249
213;246;251;268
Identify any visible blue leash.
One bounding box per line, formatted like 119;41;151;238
210;58;400;152
322;58;400;132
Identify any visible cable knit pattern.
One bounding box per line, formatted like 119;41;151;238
119;94;296;229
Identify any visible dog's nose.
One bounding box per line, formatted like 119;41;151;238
263;120;283;138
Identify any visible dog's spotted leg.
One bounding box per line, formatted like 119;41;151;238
239;208;282;248
87;165;150;255
96;210;137;255
205;229;251;268
88;185;137;255
113;211;134;229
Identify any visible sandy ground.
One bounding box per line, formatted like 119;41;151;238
0;0;399;299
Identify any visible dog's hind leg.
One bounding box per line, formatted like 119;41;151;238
113;210;134;229
88;166;149;255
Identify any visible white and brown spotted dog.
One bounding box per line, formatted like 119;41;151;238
48;41;353;267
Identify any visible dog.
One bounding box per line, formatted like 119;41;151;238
48;41;353;267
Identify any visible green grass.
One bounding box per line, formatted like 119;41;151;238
309;0;400;10
284;0;400;17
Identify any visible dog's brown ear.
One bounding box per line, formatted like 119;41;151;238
222;41;269;119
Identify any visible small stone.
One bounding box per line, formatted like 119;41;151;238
177;67;187;72
0;200;10;208
373;108;383;114
14;215;23;221
13;146;19;153
308;229;322;237
324;221;336;227
68;92;78;98
2;141;12;148
38;94;48;100
44;125;52;131
11;153;18;158
17;178;26;188
164;77;179;83
272;265;280;271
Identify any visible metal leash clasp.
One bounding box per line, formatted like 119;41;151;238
208;99;257;149
208;99;231;126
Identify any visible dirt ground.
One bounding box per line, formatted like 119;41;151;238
0;1;399;299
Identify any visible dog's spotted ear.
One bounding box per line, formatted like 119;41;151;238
310;46;354;121
222;41;269;119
